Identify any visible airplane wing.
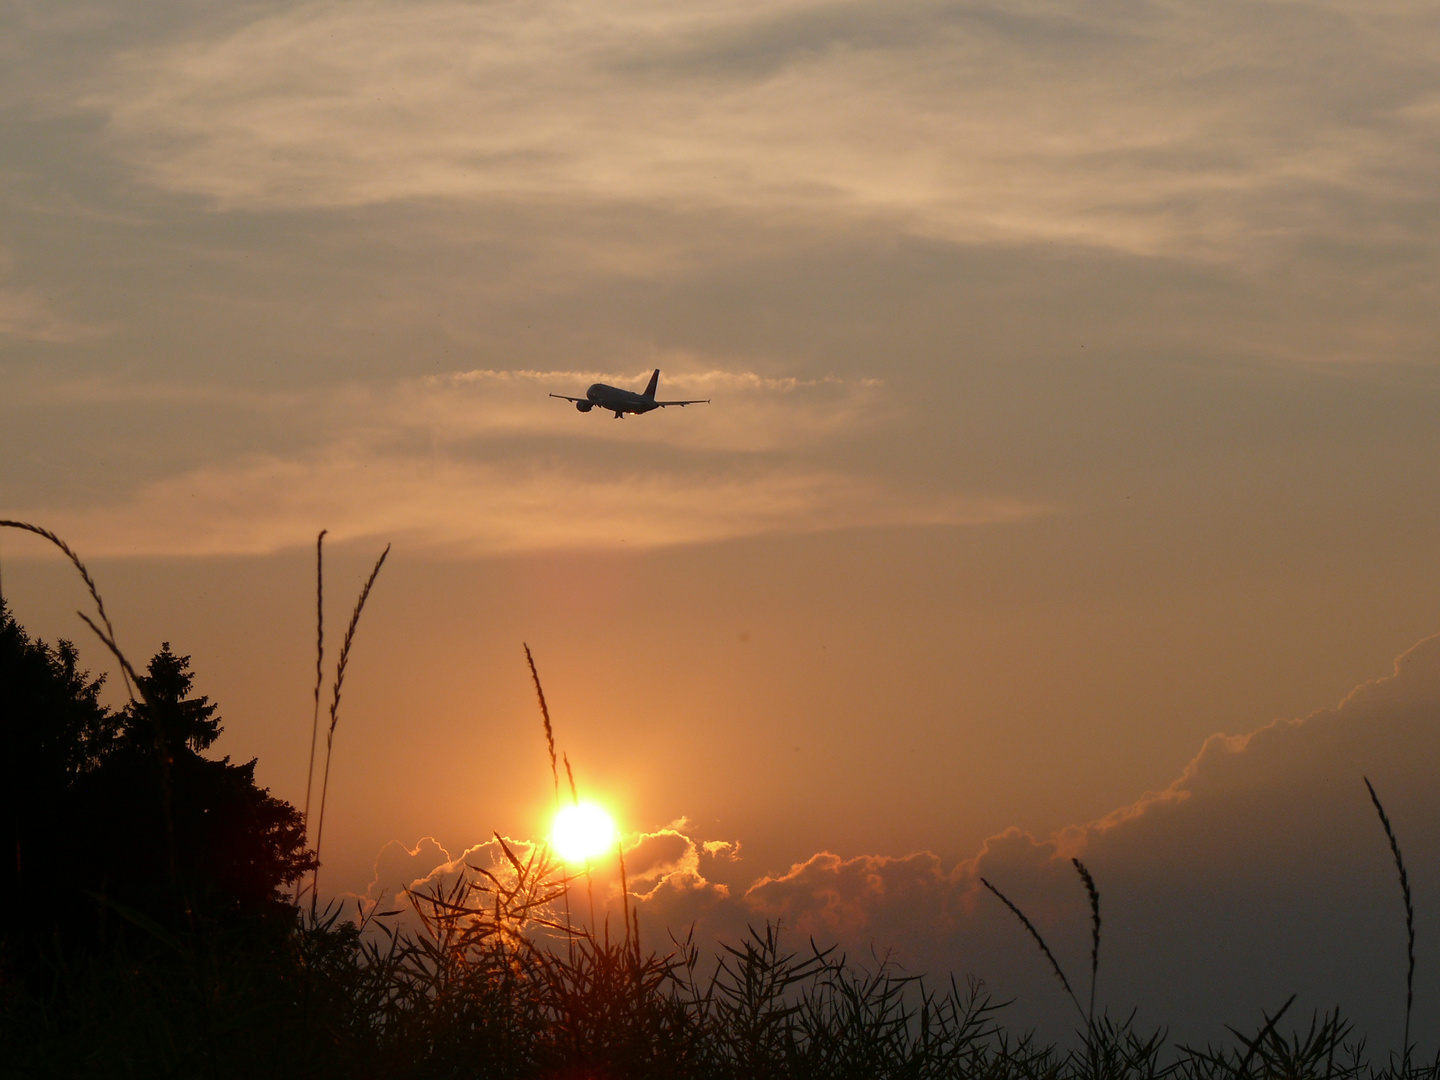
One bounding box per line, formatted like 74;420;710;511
549;393;588;403
651;399;711;407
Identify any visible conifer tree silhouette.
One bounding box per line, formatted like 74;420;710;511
1;602;312;968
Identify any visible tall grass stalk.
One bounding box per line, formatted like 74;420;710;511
618;839;634;957
311;543;389;916
524;647;577;943
981;876;1086;1025
559;752;590;955
563;752;578;805
1072;858;1101;1031
1365;776;1415;1069
525;642;560;804
302;529;327;851
1;519;135;699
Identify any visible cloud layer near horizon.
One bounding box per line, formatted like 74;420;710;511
362;632;1440;1049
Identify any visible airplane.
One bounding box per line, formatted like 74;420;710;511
550;369;710;418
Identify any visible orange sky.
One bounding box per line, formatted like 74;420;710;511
4;0;1440;1050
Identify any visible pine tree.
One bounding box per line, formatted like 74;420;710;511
1;598;117;943
1;602;313;966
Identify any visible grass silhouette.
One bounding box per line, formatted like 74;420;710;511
1;522;1437;1078
1366;776;1417;1072
300;528;327;901
309;541;389;917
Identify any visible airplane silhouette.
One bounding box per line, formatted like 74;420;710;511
550;369;709;418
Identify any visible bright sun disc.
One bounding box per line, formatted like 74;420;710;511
551;802;618;863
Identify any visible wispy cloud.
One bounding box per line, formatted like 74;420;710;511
0;287;88;343
0;250;108;343
87;0;1440;260
13;446;1037;557
6;366;1042;556
409;367;890;451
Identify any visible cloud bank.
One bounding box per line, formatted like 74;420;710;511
368;632;1440;1049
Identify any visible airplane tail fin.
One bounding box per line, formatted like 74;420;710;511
643;369;660;399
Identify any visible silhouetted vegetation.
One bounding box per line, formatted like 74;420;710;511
2;527;1437;1078
2;600;310;964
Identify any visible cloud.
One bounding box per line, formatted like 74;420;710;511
0;250;107;343
357;824;737;942
86;0;1440;261
6;367;1045;556
740;633;1440;1045
365;829;737;915
361;835;458;904
701;839;740;861
12;446;1035;557
620;828;694;887
407;367;893;452
0;288;86;343
744;849;956;940
370;631;1440;1048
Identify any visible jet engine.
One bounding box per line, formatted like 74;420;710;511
576;400;593;412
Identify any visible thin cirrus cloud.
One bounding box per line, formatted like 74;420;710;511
419;368;890;450
84;0;1440;260
0;249;107;344
18;366;887;452
16;451;1036;557
0;286;92;343
9;368;1041;556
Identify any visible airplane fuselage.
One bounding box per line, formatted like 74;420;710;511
551;369;708;417
577;383;661;417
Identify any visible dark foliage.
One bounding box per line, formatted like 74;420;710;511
2;599;116;913
2;600;1436;1079
0;601;312;971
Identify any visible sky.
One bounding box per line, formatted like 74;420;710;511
3;0;1440;1050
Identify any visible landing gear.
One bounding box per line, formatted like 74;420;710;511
613;410;624;418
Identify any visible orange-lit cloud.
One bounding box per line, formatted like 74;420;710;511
11;448;1037;557
6;368;1046;556
359;834;552;911
374;632;1440;1047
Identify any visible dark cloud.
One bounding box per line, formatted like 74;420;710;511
622;828;692;884
376;634;1440;1050
612;0;1154;83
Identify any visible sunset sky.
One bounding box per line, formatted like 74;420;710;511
4;0;1440;1048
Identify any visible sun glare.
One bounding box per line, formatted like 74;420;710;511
551;801;618;864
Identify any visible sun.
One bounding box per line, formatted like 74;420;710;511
550;801;618;864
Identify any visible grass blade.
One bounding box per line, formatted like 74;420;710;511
1364;776;1414;1069
302;529;327;855
2;520;134;699
981;876;1086;1025
311;542;389;915
1072;858;1101;1031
